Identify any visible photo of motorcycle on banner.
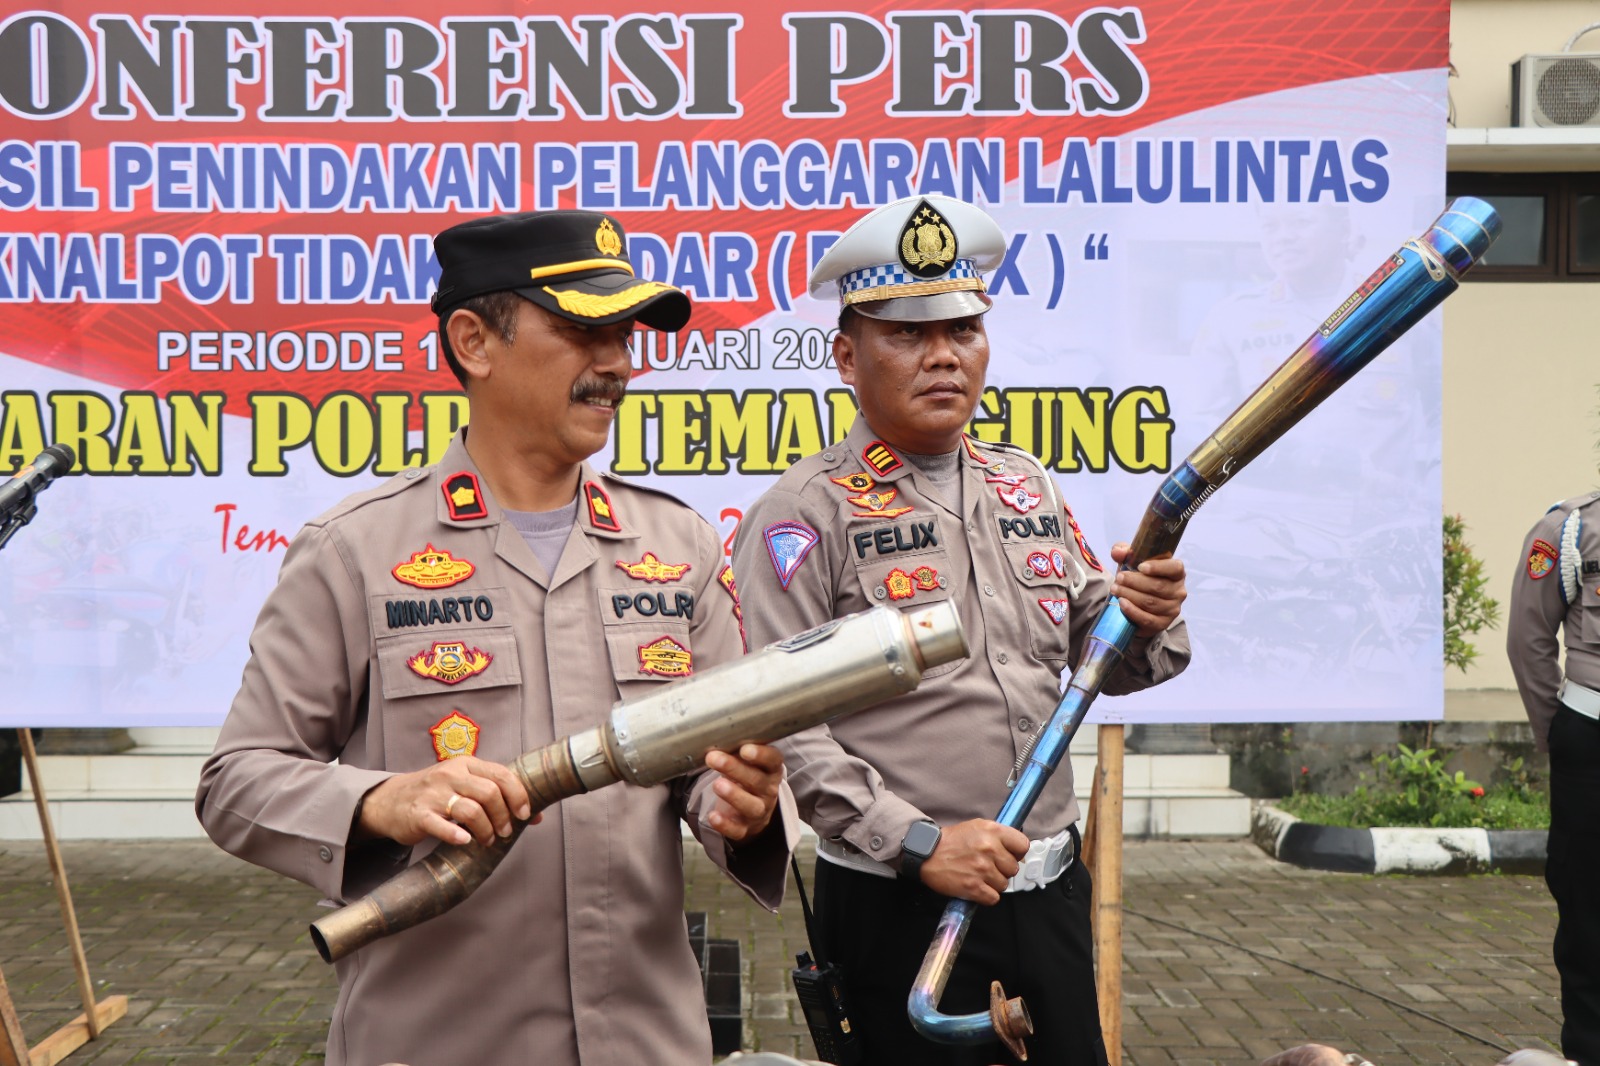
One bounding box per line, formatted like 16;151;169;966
0;0;1451;728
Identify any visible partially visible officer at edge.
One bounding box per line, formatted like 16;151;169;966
1508;491;1600;1066
196;210;798;1066
731;194;1191;1064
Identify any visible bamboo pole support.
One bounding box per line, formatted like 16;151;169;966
1093;723;1125;1066
0;965;29;1066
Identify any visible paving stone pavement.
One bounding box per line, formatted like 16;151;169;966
0;839;1564;1064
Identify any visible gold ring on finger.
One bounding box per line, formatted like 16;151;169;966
445;793;462;821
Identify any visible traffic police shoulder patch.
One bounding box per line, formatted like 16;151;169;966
442;472;488;521
862;440;903;476
585;480;622;532
764;521;820;590
392;544;476;589
1528;538;1557;580
430;711;481;760
407;641;493;685
638;635;693;677
616;552;692;583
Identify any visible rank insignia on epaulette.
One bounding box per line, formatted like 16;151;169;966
407;641;493;685
831;471;876;492
963;436;990;464
883;568;916;601
638;635;693;677
911;565;941;591
1064;505;1102;571
1528;539;1557;580
1027;552;1052;577
616;552;692;583
849;487;914;519
1038;598;1070;625
430;711;481;760
393;544;476;589
585;480;622;532
442;472;488;521
997;484;1042;514
862;440;902;476
764;521;819;590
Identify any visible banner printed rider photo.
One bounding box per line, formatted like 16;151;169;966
731;194;1192;1065
196;209;800;1066
1507;491;1600;1066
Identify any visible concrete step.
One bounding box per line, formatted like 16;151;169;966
1;738;1249;840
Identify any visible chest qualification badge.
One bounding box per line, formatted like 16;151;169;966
638;635;693;677
849;487;915;519
764;520;820;591
1038;598;1070;626
407;641;493;685
616;552;692;583
392;544;476;589
430;711;481;760
997;484;1042;514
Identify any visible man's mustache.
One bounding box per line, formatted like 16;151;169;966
570;376;628;406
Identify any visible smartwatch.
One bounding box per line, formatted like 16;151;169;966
899;820;942;883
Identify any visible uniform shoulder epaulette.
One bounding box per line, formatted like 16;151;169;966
307;465;435;528
595;470;696;511
773;445;850;493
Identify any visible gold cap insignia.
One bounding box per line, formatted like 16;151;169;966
898;199;958;279
407;641;493;685
596;217;624;257
638;635;693;678
430;711;481;760
393;544;476;589
616;552;693;583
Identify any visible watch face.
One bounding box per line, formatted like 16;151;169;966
904;821;940;858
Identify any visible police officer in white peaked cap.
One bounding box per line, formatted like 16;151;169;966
734;193;1192;1064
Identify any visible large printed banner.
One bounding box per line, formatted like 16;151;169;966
0;1;1448;726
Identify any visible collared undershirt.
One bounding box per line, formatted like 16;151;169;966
902;447;964;514
502;499;578;577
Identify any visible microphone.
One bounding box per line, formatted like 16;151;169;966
0;444;77;522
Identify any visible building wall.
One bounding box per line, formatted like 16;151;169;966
1443;0;1600;694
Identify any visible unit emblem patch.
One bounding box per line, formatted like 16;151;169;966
638;635;693;677
1049;548;1069;578
1038;598;1070;625
393;545;476;589
442;472;488;521
585;481;622;532
1027;551;1053;577
862;440;903;476
616;552;692;583
997;485;1042;514
1528;538;1557;580
849;487;914;519
430;711;481;760
830;472;876;492
883;568;916;601
911;565;941;591
764;521;820;590
407;641;493;685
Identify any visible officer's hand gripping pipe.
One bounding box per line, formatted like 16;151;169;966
311;601;968;964
906;198;1503;1061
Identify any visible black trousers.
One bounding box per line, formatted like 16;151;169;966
1548;706;1600;1065
812;851;1107;1066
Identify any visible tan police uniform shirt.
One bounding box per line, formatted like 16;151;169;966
732;419;1190;869
1508;492;1600;752
197;430;797;1066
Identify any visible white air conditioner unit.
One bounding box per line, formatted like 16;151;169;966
1512;53;1600;127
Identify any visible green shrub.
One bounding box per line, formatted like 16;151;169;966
1444;513;1501;672
1279;746;1548;830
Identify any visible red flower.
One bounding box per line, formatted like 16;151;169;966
1471;787;1485;798
1300;766;1310;775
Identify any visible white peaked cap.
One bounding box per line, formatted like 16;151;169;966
808;195;1008;321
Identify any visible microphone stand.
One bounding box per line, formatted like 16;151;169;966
0;498;38;552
